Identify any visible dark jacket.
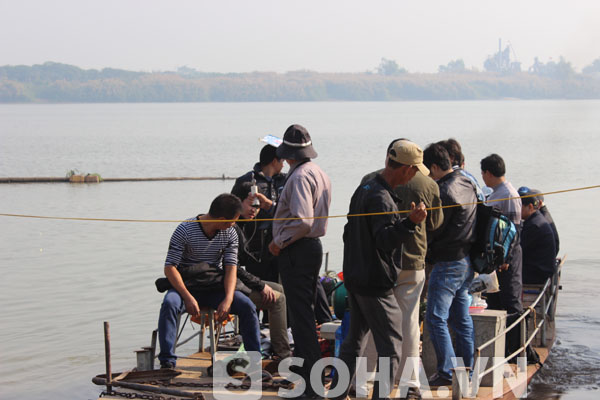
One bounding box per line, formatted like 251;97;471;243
232;162;286;221
231;163;287;259
362;169;444;270
155;262;254;295
428;169;477;263
539;205;559;256
343;174;416;297
521;210;557;284
233;224;266;292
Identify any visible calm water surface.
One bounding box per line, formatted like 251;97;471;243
1;101;599;399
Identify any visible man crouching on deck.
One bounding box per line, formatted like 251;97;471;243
332;140;428;400
157;193;261;369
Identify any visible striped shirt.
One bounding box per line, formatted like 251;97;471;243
165;216;238;269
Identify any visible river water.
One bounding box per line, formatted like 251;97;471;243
1;101;599;399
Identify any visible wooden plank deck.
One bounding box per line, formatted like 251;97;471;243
97;341;552;400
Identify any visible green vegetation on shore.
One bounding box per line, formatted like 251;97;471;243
1;56;599;102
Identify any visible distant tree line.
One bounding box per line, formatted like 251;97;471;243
1;58;599;103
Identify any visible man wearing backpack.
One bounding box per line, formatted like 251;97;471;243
480;154;523;314
422;143;477;387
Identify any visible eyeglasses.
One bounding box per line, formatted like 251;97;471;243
250;204;260;209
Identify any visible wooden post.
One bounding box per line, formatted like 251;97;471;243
104;321;112;391
150;329;158;369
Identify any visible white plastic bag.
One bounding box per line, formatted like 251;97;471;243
469;270;500;294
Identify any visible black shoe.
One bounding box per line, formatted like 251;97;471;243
399;387;422;400
294;393;323;399
160;361;175;369
428;373;452;387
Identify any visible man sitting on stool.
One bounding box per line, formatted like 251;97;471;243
156;194;261;369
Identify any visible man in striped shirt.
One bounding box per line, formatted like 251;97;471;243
157;193;261;369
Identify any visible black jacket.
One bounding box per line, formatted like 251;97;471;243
539;205;559;256
428;169;477;263
155;262;255;295
233;224;266;292
522;210;557;284
342;174;416;297
232;163;286;220
231;163;287;256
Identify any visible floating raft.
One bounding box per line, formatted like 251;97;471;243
0;175;235;183
94;259;564;400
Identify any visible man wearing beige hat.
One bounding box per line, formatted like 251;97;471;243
333;140;427;400
268;124;331;398
357;139;443;400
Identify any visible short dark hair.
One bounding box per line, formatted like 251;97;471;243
387;157;407;170
438;138;464;167
386;138;410;153
480;154;506;177
208;193;242;219
259;145;279;167
521;195;539;209
423;143;451;171
231;182;252;202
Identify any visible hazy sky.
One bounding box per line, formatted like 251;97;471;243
1;0;599;73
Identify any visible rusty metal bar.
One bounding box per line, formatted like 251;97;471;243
103;321;112;392
150;329;157;368
92;376;200;398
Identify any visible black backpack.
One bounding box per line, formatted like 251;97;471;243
470;203;518;274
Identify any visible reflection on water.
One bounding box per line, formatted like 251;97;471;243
529;343;600;399
527;258;600;399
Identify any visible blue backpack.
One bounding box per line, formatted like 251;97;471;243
470;203;518;274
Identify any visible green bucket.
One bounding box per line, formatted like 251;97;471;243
333;282;348;318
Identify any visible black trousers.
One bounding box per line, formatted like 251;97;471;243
487;243;524;314
333;291;403;400
315;279;334;324
279;237;323;394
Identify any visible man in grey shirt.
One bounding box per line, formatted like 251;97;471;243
481;153;523;314
268;124;331;398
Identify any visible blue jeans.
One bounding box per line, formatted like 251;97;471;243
425;256;474;380
157;289;260;366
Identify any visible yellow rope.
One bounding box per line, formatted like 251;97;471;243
1;184;599;223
